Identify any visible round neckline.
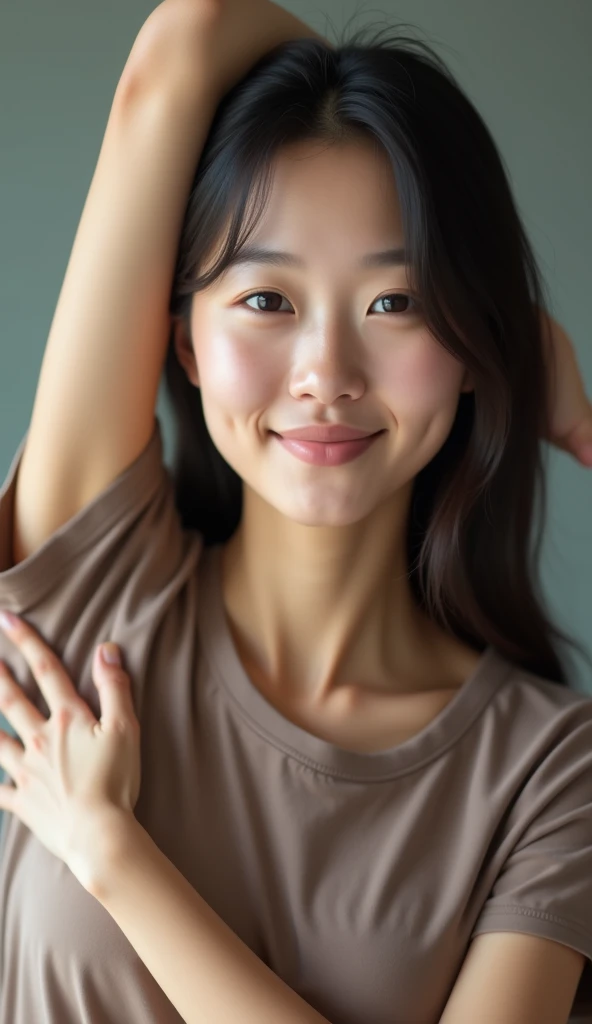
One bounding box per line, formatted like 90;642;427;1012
197;543;513;780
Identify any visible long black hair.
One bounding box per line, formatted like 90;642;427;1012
162;19;590;687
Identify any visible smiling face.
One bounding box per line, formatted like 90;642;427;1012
173;137;474;529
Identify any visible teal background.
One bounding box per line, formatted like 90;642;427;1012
0;2;591;834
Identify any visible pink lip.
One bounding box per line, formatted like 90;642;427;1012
276;425;379;442
273;432;382;466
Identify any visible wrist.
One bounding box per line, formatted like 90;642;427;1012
67;806;141;900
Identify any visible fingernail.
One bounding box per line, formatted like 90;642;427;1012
0;611;18;631
101;644;121;666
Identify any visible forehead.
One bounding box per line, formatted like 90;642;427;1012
255;137;402;229
203;139;406;280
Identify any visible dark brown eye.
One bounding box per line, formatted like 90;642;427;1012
371;293;419;315
242;291;290;313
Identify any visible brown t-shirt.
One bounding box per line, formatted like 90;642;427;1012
1;417;592;1024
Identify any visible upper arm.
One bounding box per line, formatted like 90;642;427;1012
11;39;215;567
439;932;586;1024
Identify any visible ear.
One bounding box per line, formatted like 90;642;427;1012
172;317;200;389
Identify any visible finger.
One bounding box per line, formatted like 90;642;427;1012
0;783;18;815
0;659;47;745
93;645;139;734
0;727;25;784
552;412;592;466
542;317;592;453
0;613;87;718
568;408;592;465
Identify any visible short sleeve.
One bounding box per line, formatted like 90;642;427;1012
0;416;202;719
470;702;592;1016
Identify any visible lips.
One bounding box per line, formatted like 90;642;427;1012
273;431;383;466
273;426;382;443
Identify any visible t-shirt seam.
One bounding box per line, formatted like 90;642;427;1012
474;903;592;944
204;648;360;779
203;639;511;781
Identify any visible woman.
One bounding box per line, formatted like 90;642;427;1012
0;1;591;1022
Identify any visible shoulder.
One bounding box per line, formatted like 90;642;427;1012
492;655;592;743
464;653;592;813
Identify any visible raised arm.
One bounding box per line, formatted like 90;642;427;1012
8;0;325;570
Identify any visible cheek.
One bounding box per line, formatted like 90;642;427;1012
377;337;466;469
379;336;464;415
198;333;276;415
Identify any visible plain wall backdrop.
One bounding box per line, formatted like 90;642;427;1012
1;2;591;837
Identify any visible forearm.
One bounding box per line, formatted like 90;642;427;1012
90;815;330;1024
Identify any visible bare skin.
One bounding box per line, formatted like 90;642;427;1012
226;626;481;754
174;136;484;750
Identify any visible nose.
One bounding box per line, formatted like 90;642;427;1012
289;319;367;403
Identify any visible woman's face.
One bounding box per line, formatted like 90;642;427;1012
175;138;473;527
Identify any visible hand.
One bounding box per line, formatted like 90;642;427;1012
542;311;592;466
0;613;141;893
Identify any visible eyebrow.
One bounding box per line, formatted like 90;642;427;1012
223;245;410;271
